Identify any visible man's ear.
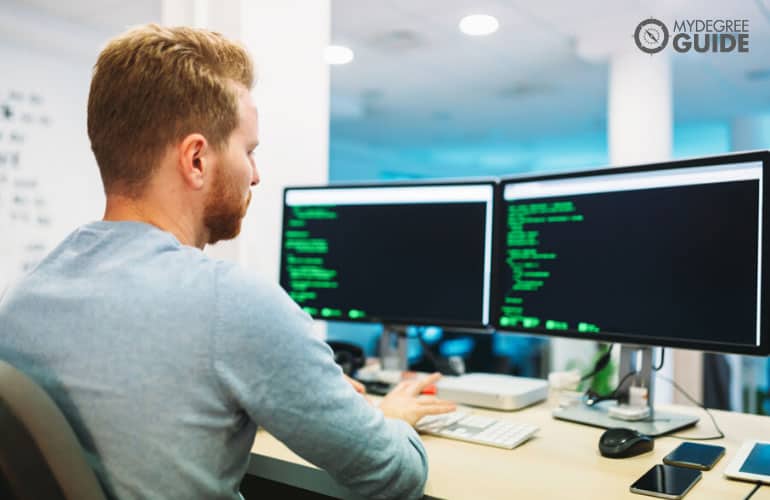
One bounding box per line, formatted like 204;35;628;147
178;133;208;190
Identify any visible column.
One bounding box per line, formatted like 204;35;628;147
608;50;672;165
608;49;680;405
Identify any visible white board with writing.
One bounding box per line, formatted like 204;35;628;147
0;44;104;295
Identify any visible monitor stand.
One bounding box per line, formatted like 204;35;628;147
379;324;409;371
552;344;699;437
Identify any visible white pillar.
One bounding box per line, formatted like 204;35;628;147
162;1;330;278
608;51;672;165
607;49;680;405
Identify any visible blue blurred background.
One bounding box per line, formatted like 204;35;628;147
325;1;770;414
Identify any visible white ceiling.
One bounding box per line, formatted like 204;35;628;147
330;0;770;147
4;0;770;149
6;0;160;32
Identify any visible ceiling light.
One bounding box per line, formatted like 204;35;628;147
459;14;499;36
325;45;354;65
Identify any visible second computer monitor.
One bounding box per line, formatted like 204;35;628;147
280;181;495;328
493;151;769;355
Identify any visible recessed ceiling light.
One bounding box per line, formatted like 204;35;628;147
459;14;499;36
325;45;354;65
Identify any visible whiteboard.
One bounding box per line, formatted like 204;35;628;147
0;43;104;295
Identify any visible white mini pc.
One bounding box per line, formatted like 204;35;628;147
436;373;548;410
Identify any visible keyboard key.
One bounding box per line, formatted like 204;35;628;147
416;411;538;449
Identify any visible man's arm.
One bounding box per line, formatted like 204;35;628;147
211;265;453;499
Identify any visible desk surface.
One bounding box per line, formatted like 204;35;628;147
250;397;770;499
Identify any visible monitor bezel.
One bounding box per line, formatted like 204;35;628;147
492;150;770;356
279;178;498;330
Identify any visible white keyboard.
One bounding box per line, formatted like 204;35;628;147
416;411;538;449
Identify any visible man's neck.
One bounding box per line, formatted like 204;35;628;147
103;195;207;249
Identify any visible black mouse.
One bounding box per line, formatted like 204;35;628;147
599;428;654;458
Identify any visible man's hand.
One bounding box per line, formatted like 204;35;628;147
344;374;366;395
378;372;456;427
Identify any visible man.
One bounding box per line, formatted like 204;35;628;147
0;24;455;499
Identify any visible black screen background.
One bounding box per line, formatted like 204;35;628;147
281;201;488;325
496;180;760;347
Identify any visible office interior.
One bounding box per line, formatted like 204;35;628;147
1;0;770;498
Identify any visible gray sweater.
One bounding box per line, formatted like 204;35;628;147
0;221;427;499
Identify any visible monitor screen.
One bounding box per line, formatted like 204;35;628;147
280;182;494;327
494;151;769;355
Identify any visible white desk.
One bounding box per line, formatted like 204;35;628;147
249;398;770;499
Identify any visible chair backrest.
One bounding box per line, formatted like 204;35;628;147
0;360;107;500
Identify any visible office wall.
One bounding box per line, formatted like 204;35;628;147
0;42;103;295
1;1;331;300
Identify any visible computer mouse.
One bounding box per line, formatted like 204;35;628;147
599;428;654;458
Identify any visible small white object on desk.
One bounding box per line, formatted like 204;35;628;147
436;373;548;410
547;370;581;391
628;386;649;408
607;404;651;421
548;370;583;408
355;363;401;385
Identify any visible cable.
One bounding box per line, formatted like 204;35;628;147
745;483;761;500
613;370;637;397
580;343;614;381
653;348;665;371
656;373;725;440
584;370;636;406
583;349;723;440
583;345;660;384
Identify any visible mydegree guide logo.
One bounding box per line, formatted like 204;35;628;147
634;17;750;55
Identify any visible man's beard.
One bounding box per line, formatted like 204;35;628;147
203;166;251;245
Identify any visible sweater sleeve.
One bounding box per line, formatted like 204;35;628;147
211;263;428;500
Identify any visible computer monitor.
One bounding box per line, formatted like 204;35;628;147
493;150;769;434
279;181;495;329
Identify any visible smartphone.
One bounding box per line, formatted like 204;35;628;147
662;442;725;470
630;464;702;499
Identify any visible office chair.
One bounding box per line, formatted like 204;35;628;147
0;360;107;500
